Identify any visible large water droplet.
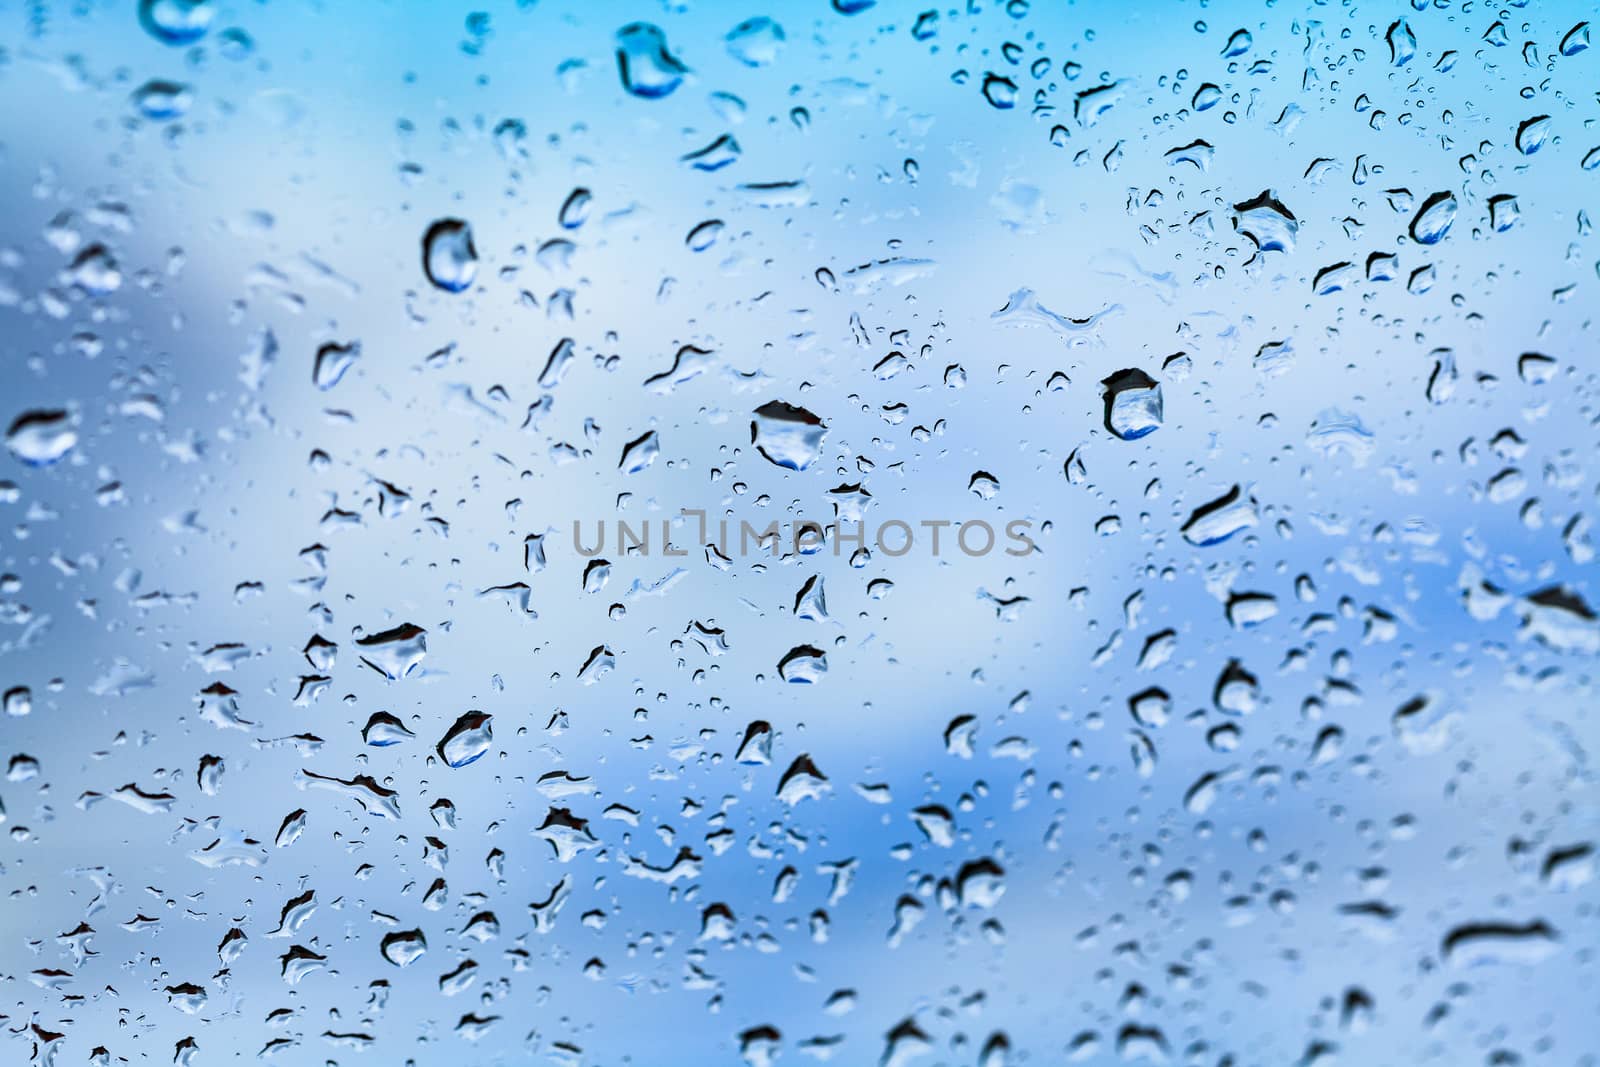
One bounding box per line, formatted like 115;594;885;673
777;645;827;683
355;623;427;679
1488;194;1520;232
3;686;32;717
751;401;827;470
422;219;478;292
380;929;428;967
437;711;494;767
65;244;122;294
1516;115;1552;155
1409;191;1458;244
1441;921;1558;966
776;753;830;803
131;80;193;121
619;431;660;474
6;410;77;467
1101;369;1163;440
138;0;213;45
1233;190;1298;254
725;17;785;67
982;74;1018;109
361;711;414;746
558;188;592;229
312;341;360;391
1560;21;1590;56
1385;19;1417;65
616;23;688;99
1184;489;1254;547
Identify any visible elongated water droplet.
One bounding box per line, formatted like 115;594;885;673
6;410;77;467
138;0;213;45
1409;191;1458;244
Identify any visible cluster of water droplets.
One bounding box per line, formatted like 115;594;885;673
1;1;1598;1065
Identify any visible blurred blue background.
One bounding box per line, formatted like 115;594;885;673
1;0;1597;1064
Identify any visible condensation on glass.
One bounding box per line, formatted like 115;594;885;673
1;1;1597;1065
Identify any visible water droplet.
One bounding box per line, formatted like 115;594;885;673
1488;194;1520;232
1214;659;1260;715
726;17;785;67
65;244;122;294
1560;21;1590;56
1306;407;1376;465
681;135;741;171
1441;921;1558;966
1233;190;1298;254
131;80;193;121
911;805;956;846
1386;19;1417;65
361;711;414;746
751;401;827;469
735;721;774;765
312;340;360;390
1517;586;1599;654
619;430;660;474
6;410;77;467
380;929;428;967
1516;115;1552;154
422;218;478;292
577;644;615;684
3;686;32;718
558;188;592;229
1409;191;1458;244
437;711;494;767
355;623;427;679
616;23;689;99
777;645;827;683
982;74;1018;109
957;858;1006;907
686;219;724;252
138;0;214;45
776;754;830;803
1101;369;1163;440
1518;352;1557;384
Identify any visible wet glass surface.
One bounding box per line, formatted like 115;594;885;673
1;2;1598;1064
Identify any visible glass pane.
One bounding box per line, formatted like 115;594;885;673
1;2;1595;1064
